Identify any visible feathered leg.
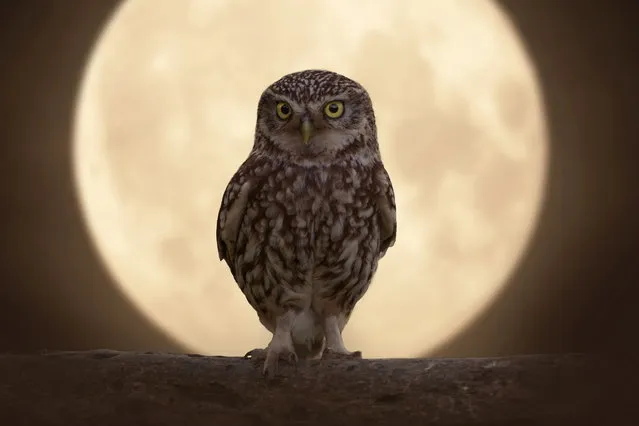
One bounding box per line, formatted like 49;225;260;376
322;315;362;360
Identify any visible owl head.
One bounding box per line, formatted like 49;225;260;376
254;70;378;161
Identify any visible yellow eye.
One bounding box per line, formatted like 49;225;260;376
324;101;344;118
276;102;292;120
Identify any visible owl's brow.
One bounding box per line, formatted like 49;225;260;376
263;91;294;104
265;90;352;107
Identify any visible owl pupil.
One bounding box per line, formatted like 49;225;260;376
328;104;339;113
280;104;290;114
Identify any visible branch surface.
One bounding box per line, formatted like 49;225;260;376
0;351;624;425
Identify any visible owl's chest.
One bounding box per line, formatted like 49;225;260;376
279;167;361;220
254;165;375;251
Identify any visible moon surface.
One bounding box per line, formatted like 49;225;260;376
73;0;547;358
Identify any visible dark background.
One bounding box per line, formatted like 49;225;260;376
0;0;637;358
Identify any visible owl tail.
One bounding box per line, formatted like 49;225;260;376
290;309;325;359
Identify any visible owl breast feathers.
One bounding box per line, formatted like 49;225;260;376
216;69;396;372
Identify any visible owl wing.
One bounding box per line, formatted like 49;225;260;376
375;164;397;257
216;158;264;279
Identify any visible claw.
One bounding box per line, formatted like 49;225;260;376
263;351;279;378
262;346;299;378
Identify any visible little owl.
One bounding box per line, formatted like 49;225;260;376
216;69;396;376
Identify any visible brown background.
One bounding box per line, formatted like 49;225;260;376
0;0;637;357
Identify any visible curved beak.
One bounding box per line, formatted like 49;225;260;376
300;118;314;145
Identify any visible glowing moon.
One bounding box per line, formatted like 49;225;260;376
74;0;547;358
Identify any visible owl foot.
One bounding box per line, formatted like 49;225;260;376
322;348;363;360
263;347;298;378
260;310;300;378
245;345;298;378
322;315;360;360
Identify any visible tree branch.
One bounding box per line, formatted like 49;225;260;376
0;351;627;425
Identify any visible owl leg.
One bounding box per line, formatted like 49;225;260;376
322;315;362;360
262;310;299;377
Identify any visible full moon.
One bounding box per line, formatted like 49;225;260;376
74;0;547;358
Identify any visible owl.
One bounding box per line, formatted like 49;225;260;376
216;69;396;376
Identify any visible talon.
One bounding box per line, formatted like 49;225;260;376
291;353;302;372
263;353;279;378
262;363;274;378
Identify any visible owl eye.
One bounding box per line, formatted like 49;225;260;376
324;101;344;119
276;102;292;120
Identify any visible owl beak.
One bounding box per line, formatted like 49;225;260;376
300;119;314;145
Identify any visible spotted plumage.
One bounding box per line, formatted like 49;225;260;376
216;70;396;376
